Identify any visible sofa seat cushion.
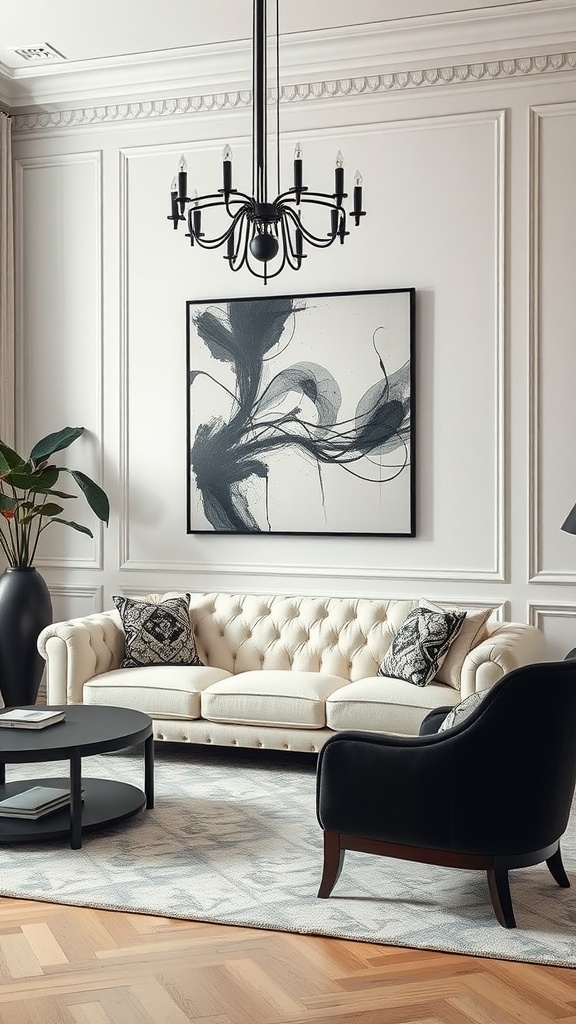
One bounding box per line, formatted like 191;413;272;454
326;677;461;735
83;665;232;719
201;671;348;729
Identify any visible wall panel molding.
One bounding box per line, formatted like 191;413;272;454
11;53;576;136
116;583;507;615
47;584;104;614
528;102;576;584
119;110;506;583
116;560;502;585
13;151;105;571
528;601;576;628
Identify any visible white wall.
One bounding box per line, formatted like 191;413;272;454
7;10;576;660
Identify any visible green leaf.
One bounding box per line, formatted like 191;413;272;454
33;489;77;500
0;441;24;471
49;518;94;537
29;427;84;465
13;465;61;493
20;502;64;523
69;470;110;525
8;470;46;492
0;494;17;512
31;465;59;489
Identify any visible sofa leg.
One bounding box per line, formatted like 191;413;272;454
318;831;345;898
547;845;570;888
487;865;516;928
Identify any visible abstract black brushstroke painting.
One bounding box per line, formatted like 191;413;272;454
186;288;415;535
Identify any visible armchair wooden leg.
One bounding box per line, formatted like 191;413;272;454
487;865;516;928
546;845;570;888
318;831;345;898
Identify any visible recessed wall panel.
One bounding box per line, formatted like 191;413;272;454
15;152;103;569
529;603;576;661
529;104;576;582
122;111;504;581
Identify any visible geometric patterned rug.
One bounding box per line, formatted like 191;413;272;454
0;744;574;968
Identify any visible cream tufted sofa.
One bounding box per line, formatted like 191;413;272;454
37;592;546;754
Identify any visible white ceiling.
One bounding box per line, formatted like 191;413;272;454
0;0;553;68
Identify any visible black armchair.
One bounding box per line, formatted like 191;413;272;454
316;660;576;927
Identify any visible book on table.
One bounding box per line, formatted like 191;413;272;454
0;785;83;819
0;709;65;729
0;786;70;818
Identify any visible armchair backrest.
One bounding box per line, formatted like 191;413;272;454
443;660;576;854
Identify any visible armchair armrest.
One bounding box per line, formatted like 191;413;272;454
317;729;455;850
459;621;546;698
37;611;125;705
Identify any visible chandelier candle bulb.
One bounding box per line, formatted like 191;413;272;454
294;143;303;192
191;191;202;236
170;177;179;227
353;171;364;220
222;146;232;193
335;151;344;203
177;156;187;203
295;227;303;259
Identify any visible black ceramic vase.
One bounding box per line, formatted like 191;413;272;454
0;567;53;707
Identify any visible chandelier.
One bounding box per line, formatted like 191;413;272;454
167;0;365;282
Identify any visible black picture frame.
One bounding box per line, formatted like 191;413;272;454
186;287;415;536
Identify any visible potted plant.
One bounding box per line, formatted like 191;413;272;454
0;426;109;706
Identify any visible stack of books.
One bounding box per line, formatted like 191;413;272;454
0;709;65;730
0;786;74;819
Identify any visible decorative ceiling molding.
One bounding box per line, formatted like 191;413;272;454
12;51;576;134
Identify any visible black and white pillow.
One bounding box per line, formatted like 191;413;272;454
379;604;466;687
438;689;488;731
113;594;204;669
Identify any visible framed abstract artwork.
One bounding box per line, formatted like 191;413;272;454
186;287;415;536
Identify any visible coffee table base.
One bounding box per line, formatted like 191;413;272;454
0;777;146;844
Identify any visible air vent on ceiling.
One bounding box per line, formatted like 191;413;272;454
9;43;65;62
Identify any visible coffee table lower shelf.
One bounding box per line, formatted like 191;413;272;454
0;777;146;843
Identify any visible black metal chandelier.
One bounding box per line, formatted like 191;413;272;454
167;0;365;282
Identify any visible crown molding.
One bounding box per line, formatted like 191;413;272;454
10;52;576;135
2;2;576;114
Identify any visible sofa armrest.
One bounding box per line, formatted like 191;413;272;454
37;612;125;705
459;621;546;698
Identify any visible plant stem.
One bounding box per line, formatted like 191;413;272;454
0;528;15;565
28;515;46;566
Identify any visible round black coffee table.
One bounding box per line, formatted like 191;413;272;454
0;704;154;848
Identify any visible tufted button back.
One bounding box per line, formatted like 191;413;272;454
186;592;416;680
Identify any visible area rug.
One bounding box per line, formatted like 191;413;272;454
0;744;575;968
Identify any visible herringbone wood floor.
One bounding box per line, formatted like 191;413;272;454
0;898;573;1024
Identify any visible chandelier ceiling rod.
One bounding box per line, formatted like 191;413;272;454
253;0;267;205
167;0;366;282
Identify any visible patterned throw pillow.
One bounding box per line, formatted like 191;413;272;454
113;594;204;669
431;604;492;689
438;689;488;732
378;604;466;687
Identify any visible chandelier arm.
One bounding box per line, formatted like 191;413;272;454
280;215;302;271
192;194;252;213
298;193;347;209
277;203;340;248
242;217;288;281
246;245;288;281
276;189;346;208
228;211;251;272
188;207;247;250
223;191;254;210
